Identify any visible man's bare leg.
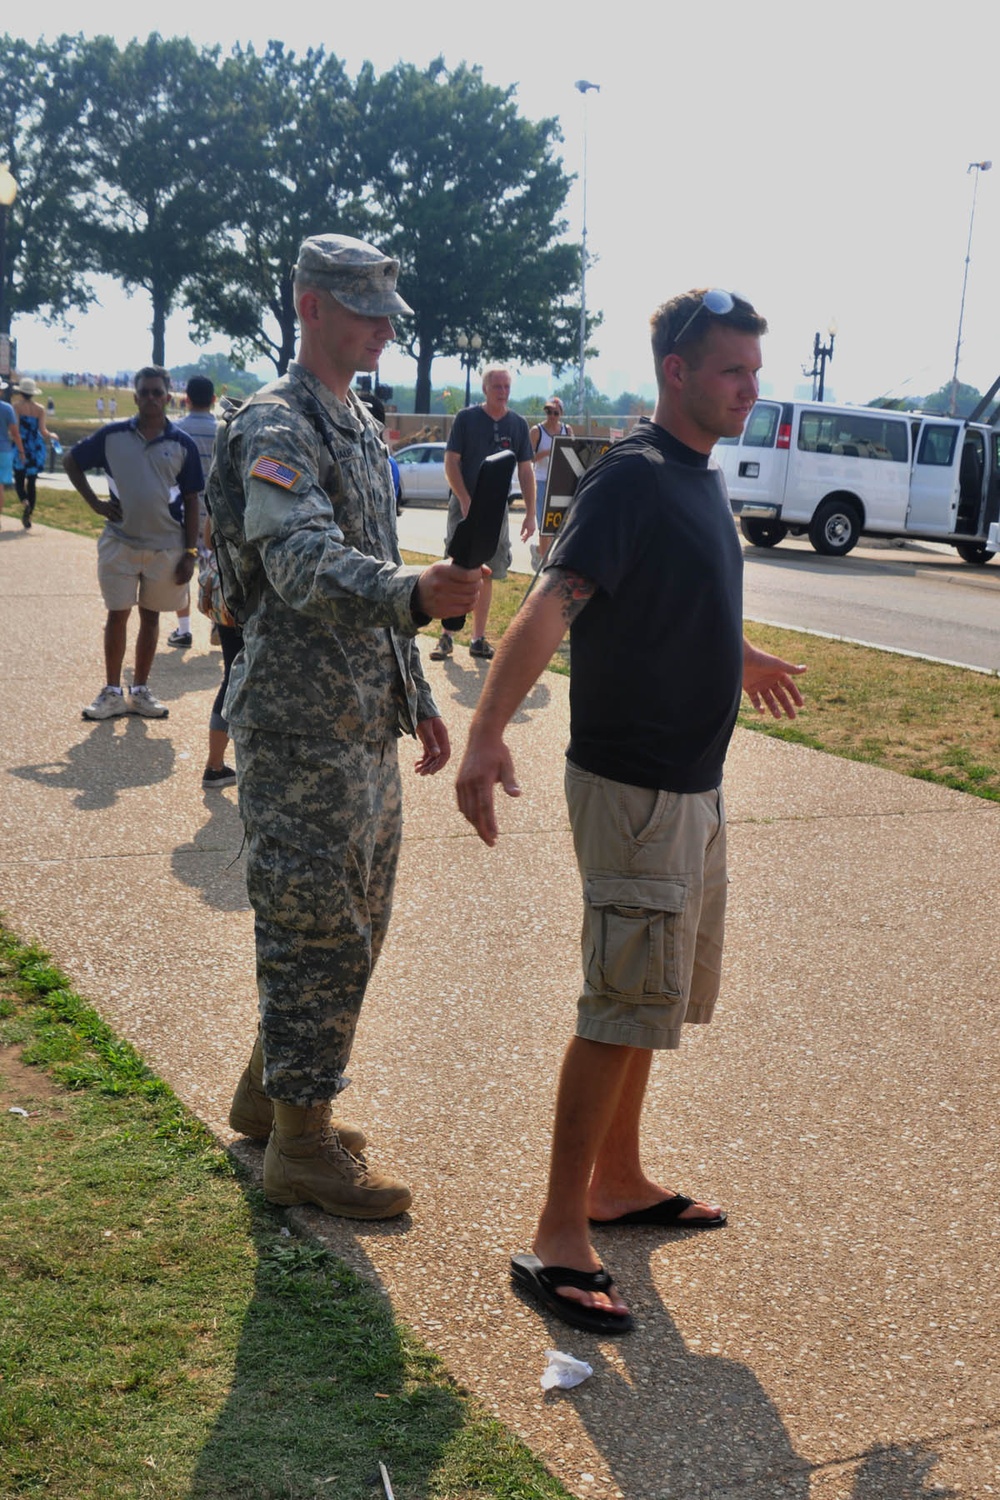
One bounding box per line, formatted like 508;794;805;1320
103;609;131;686
132;606;160;687
471;575;492;642
586;1047;724;1224
531;1035;634;1315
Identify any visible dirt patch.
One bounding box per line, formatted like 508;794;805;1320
0;1044;60;1114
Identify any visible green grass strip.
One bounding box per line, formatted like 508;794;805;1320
0;928;568;1500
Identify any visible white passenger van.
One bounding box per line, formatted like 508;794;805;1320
715;399;1000;565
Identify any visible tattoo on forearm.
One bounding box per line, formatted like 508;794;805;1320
542;567;596;625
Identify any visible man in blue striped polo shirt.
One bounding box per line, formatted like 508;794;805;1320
64;365;203;720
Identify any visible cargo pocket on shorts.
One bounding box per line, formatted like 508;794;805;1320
583;873;688;1000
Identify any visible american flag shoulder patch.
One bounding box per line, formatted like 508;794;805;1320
250;455;301;489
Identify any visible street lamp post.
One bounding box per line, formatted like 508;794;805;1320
950;159;992;416
0;163;17;377
812;321;837;402
574;80;600;427
803;320;836;401
456;331;482;407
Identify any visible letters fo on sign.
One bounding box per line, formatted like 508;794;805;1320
540;436;614;538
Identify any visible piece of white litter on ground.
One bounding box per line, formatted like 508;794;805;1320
379;1461;395;1500
279;1227;291;1237
8;1107;28;1117
541;1349;593;1389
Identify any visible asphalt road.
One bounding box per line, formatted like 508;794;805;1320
396;501;1000;673
740;535;1000;673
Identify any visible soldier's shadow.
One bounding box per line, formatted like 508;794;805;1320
10;715;174;810
171;792;249;912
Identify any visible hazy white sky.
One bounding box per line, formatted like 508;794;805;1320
12;0;1000;407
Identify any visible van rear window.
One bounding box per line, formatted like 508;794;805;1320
797;412;908;462
741;403;781;448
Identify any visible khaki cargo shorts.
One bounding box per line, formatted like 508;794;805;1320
565;759;728;1050
97;532;186;613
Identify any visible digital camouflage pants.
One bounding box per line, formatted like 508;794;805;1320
234;729;402;1106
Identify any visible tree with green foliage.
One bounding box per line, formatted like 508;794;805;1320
0;35;97;331
76;33;230;366
184;43;367;377
355;58;590;413
169;351;262;399
919;380;982;417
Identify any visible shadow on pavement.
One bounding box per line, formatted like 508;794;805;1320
427;655;553;719
11;715;174;809
171;793;248;912
533;1238;813;1498
847;1441;960;1498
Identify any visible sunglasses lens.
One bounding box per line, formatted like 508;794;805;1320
702;289;735;316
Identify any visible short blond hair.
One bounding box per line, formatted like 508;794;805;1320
481;365;512;391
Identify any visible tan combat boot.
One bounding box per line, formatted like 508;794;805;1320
264;1102;412;1220
228;1034;367;1155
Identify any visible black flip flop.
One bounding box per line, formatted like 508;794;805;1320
510;1253;634;1335
590;1193;727;1230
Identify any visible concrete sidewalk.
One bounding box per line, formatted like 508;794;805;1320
2;515;999;1499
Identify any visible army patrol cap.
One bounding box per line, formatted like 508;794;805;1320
295;234;413;317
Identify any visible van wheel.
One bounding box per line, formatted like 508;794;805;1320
954;541;996;566
809;499;860;556
740;518;788;548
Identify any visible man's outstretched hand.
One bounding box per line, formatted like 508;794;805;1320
743;641;807;720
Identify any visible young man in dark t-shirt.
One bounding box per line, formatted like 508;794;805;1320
455;289;806;1334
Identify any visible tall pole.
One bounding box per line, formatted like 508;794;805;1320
574;81;599;427
950;159;991;416
0;164;17;377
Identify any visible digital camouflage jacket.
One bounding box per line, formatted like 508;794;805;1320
207;362;438;740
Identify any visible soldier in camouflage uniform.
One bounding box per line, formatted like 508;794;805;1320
214;234;484;1219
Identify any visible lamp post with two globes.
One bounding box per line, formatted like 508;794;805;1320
0;163;18;377
456;331;482;407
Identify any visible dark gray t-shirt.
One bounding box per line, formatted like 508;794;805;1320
546;420;744;793
446;404;532;496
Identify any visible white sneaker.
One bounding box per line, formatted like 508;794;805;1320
82;686;129;721
128;685;169;718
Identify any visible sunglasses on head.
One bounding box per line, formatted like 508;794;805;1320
670;288;746;351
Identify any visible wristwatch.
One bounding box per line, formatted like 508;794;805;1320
184;547;198;557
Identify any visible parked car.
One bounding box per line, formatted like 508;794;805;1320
393;442;450;504
393;440;523;506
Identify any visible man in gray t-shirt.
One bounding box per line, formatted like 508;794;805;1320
431;366;535;662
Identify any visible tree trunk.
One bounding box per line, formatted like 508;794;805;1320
275;276;297;375
414;339;435;415
151;288;167;368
